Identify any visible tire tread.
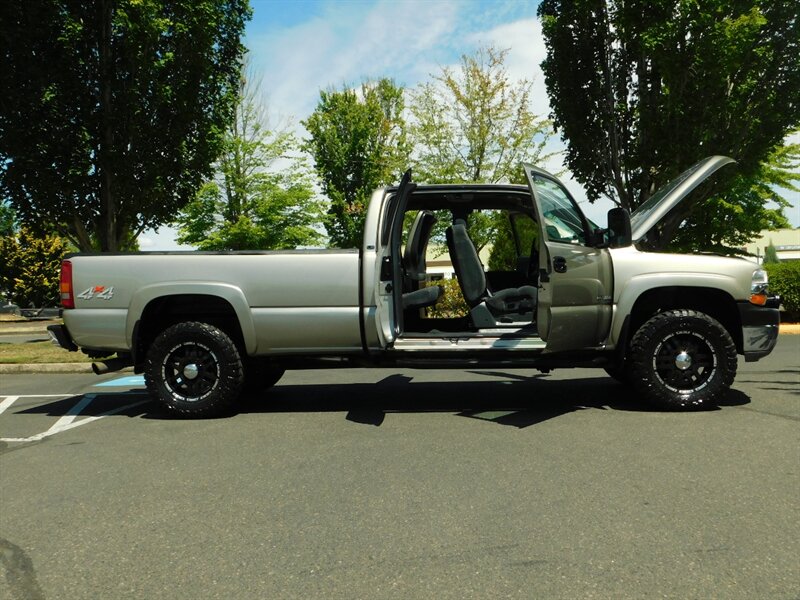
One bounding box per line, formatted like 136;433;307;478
144;321;243;417
628;309;737;409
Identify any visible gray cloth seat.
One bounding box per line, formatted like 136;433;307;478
402;285;442;310
402;210;442;310
446;218;536;325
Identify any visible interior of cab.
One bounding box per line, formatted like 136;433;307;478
397;187;540;336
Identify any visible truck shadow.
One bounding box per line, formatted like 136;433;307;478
238;374;751;429
17;375;751;430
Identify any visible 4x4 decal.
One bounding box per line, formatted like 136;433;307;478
77;286;114;300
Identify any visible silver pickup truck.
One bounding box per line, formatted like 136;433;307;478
49;156;780;416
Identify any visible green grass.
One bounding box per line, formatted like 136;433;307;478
0;341;95;364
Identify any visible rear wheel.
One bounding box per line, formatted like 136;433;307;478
144;321;244;417
628;309;737;409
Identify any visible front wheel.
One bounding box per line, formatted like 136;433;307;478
628;309;737;410
144;321;244;417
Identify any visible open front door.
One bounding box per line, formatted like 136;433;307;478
524;164;613;352
372;170;416;348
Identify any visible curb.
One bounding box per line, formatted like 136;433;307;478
0;363;96;374
0;363;138;374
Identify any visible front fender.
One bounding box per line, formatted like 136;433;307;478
611;273;743;346
126;282;257;354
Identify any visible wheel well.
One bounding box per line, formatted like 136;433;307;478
627;287;742;352
133;295;245;368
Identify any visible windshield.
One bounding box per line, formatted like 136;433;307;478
530;175;589;245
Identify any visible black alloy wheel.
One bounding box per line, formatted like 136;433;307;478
144;321;244;417
628;309;737;409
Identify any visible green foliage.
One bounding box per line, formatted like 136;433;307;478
425;279;469;318
177;174;323;251
667;140;796;255
409;47;551;257
765;261;800;315
176;70;323;250
538;0;800;250
304;79;411;248
0;204;15;237
410;46;553;185
0;228;67;307
763;241;780;264
488;212;539;271
0;0;251;251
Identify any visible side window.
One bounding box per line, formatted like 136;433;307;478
533;176;588;245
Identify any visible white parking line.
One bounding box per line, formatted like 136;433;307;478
0;393;149;443
50;394;96;430
0;396;19;416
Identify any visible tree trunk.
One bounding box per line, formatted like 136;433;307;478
98;0;116;252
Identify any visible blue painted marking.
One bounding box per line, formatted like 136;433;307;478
94;375;145;387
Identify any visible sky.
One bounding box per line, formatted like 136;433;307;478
138;0;799;249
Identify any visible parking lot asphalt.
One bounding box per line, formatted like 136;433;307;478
0;336;798;599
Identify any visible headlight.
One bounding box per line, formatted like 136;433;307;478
750;268;768;305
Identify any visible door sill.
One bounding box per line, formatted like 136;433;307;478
393;331;545;352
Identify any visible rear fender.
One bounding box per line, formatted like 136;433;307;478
126;283;256;354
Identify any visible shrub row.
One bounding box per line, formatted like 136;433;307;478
765;261;800;317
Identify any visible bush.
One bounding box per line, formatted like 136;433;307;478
425;278;469;318
765;261;800;318
0;228;67;307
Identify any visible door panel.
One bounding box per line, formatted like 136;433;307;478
524;164;613;351
372;170;415;348
542;242;612;350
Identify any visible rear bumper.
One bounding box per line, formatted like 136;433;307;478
738;301;780;362
47;324;77;352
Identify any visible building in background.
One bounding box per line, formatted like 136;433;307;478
743;228;800;262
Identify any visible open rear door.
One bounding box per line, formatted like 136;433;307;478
524;164;613;352
372;170;416;348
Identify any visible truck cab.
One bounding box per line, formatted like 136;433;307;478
363;156;779;406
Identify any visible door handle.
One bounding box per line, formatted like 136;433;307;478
553;256;567;273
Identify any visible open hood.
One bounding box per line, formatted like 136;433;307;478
629;155;736;243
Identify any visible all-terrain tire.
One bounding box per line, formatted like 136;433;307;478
144;321;244;417
628;309;737;410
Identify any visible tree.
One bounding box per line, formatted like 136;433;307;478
0;203;14;237
0;228;67;307
408;46;552;263
763;241;780;264
0;0;251;252
176;70;323;250
303;79;410;248
409;46;553;185
668;140;796;255
538;0;800;249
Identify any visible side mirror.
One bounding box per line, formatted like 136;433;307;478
606;207;631;248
